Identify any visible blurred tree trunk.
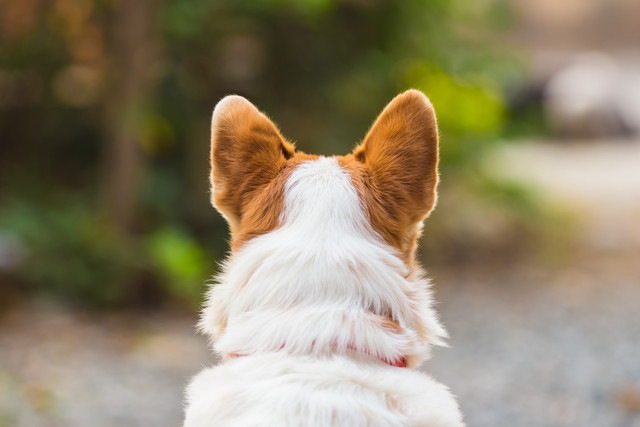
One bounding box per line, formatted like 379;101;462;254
102;0;159;234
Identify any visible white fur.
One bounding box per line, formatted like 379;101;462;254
185;354;462;427
185;157;463;426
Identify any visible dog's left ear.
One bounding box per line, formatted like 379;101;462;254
352;90;439;251
210;95;295;232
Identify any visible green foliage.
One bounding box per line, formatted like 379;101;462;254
155;0;519;157
147;227;210;307
0;199;136;306
0;198;211;307
0;0;547;308
406;65;505;137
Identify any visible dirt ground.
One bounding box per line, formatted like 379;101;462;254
1;141;639;427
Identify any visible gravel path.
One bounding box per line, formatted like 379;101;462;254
2;141;639;426
0;305;212;427
430;260;640;427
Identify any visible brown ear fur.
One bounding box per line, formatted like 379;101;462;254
350;89;439;263
210;95;296;234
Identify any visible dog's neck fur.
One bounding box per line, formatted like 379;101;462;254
200;157;446;368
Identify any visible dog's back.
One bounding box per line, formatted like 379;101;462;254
184;91;464;427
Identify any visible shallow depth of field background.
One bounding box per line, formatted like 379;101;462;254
1;1;640;426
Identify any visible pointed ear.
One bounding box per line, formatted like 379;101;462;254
352;89;439;243
210;95;295;231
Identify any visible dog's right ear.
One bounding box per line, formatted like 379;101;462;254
350;90;439;260
210;96;295;231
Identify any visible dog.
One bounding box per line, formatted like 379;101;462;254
183;90;464;427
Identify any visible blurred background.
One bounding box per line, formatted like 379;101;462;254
1;0;639;426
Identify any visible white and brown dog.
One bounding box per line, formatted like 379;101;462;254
184;90;464;427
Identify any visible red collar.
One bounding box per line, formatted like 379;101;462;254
386;356;407;368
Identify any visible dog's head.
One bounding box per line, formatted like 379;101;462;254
210;90;439;266
204;90;444;367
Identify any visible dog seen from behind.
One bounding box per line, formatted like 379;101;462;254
183;90;464;427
